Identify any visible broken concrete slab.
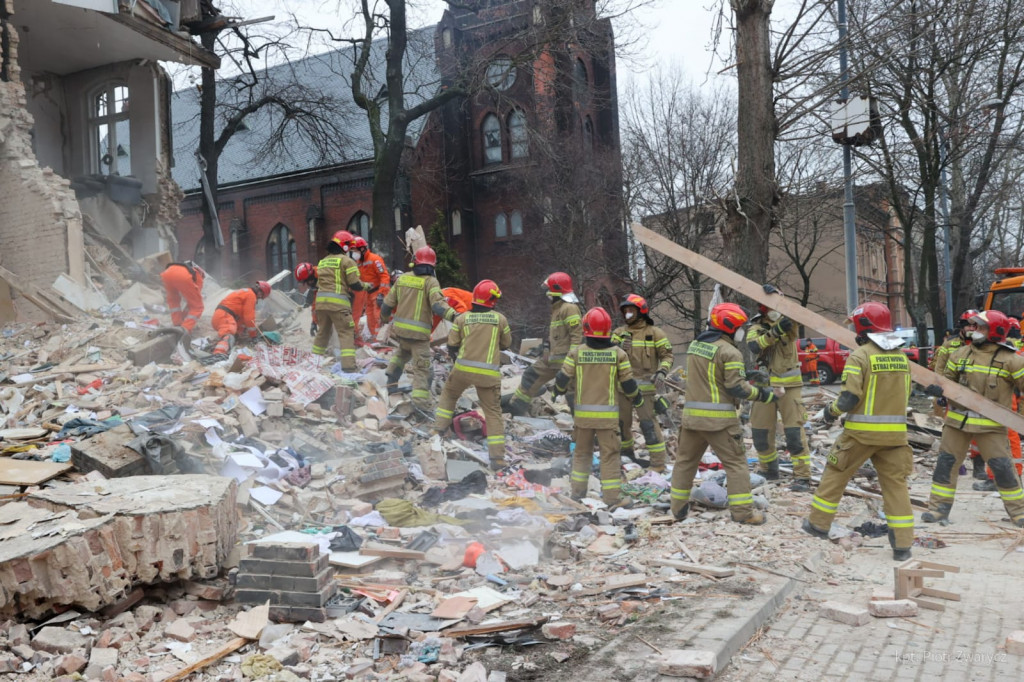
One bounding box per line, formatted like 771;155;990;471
69;424;151;479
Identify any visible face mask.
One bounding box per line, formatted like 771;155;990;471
734;328;746;343
624;311;636;322
352;251;362;261
767;311;781;322
971;331;987;344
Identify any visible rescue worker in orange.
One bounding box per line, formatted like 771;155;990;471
672;303;776;525
434;280;512;470
612;294;672;471
381;246;456;413
507;272;582;416
553;307;641;505
210;281;271;359
294;262;318;337
922;310;1024;528
430;288;474;333
349;237;390;342
160;260;205;334
312;230;365;371
804;340;821;386
803;302;915;560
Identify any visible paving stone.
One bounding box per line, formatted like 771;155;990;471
868;599;919;618
819;601;870;626
658;649;717;678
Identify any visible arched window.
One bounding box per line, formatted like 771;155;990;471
509;111;528;159
482;114;502;164
573;59;588;100
347;211;370;242
583;116;594;152
89;82;131;176
442;27;453;48
510;210;523;236
495;213;508;238
267;224;297;287
452;209;462;236
533;4;544;25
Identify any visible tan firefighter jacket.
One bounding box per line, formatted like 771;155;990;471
315;255;361;311
931;336;967;375
746;317;802;388
682;331;760;431
555;345;638;429
383;273;449;341
448;310;513;388
944;342;1024;433
612;320;673;389
548;299;582;362
828;340;911;446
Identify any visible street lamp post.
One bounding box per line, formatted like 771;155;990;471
838;0;859;316
937;133;954;331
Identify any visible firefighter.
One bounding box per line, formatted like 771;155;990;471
507;272;582;416
746;286;812;491
312;230;365;370
1008;317;1023;350
553;307;641;505
160;260;205;334
802;301;915;560
210;281;271;359
922;310;1024;528
930;310;985;478
434;280;512;470
611;294;672;471
804;340;821;386
381;246;455;413
672;303;776;525
294;262;318;337
349;237;391;342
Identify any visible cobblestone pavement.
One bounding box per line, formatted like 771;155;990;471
717;477;1024;681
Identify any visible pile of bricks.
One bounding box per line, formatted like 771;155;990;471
356;448;407;499
236;541;336;623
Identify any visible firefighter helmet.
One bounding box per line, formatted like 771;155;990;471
255;281;271;299
708;303;748;334
848;301;893;334
294;262;315;283
331;230;355;250
970;310;1011;343
414;246;437;266
542;272;573;296
350;236;368;251
582;307;613;338
959;309;980;326
472;279;501;308
619;293;649;316
1008;317;1021;335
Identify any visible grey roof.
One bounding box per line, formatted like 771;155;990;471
171;28;441;192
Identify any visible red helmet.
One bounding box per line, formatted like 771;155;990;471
620;293;649;316
582;307;613;338
351;237;368;251
332;230;354;250
414;246;437;266
294;262;315;283
959;309;980;326
1009;317;1021;333
255;281;271;299
970;310;1011;342
708;303;748;334
472;279;501;308
848;301;892;334
542;272;573;296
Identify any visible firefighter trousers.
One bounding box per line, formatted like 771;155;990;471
571;427;621;504
435;371;505;467
809;432;915;549
512;354;563;404
352;291;382;338
160;268;203;333
387;337;432;409
750;386;810;478
928;426;1024;524
671;424;756;521
617;387;666;470
312;307;357;371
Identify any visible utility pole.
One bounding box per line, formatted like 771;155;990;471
838;0;858;315
937;133;955;331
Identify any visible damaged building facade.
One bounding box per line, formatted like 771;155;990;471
0;0;217;322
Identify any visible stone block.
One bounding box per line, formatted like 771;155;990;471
32;627;89;654
868;599;919;618
658;649;717;678
68;424;148;479
540;622;576;640
85;647;118;679
164;619;196;643
268;606;328;623
183;579;229;601
265;645;299;666
870;588;896;601
249;542;320;562
238;554;329;578
55;653;88;675
1006;631;1024;656
235;582;336;608
235;566;334;592
820;601;871;626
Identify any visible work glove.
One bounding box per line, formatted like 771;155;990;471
763;284;781;295
310;322;318;337
823;403;839;424
924;384;944;398
447;345;460;362
550;385;566;402
773;316;794;334
654;395;671;415
632;393;645;408
620;334;633;352
757;386;777;404
746;368;770;385
653;369;667;392
262;331;283;345
936;396;948;408
444;307;458;322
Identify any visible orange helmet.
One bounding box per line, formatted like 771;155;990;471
414;246;437;266
472;279;501;308
351;236;368;251
970;310;1011;343
332;230;354;250
543;272;573;296
620;293;649;316
582;307;613;338
708;303;748;334
255;281;271;299
294;262;315;283
848;301;892;334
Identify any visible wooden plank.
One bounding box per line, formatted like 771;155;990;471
359;544;427;561
647;558;735;578
918;561;960;572
0;458;73;486
577;574;649;596
443;618;547;638
162;637;249;682
631;223;1024;434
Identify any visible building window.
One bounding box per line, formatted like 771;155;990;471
495;213;508;238
267;223;297;286
348;211;370;242
509;111;528;159
510;210;523;236
442;27;452;48
573;59;588;98
482;114;502;164
89;82;131;176
533;4;544;24
584;116;594;152
452;209;462;236
485;58;517;91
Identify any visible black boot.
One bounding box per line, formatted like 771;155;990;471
672;504;689;522
973;457;988;480
789;479;812;493
801;518;829;540
921;503;952;524
888;529;912;561
385;370;402;395
760;459;780;481
972;479;997;492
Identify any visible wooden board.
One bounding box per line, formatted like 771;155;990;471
632;223;1024;434
162;637;249;682
0;458;73;486
647;559;735;578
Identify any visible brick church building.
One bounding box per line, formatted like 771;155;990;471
173;0;627;335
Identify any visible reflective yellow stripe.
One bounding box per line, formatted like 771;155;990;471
948;410;1002;428
621;438;634;448
812;495;838;512
670;487;690;500
411;389;430;399
648;442;666;453
1000;488;1024;501
886;514;914;528
728;493;753;506
682;408;737;418
601;478;621;490
758;451;778;463
571;471;589;481
575;411;619;419
931;483;956;498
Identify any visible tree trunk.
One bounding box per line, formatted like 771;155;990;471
723;0;777;290
198;30;221;275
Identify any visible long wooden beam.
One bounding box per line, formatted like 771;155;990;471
631;222;1024;434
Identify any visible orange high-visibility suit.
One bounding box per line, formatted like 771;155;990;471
431;288;473;332
160;263;204;332
351;251;390;338
212;288;259;354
